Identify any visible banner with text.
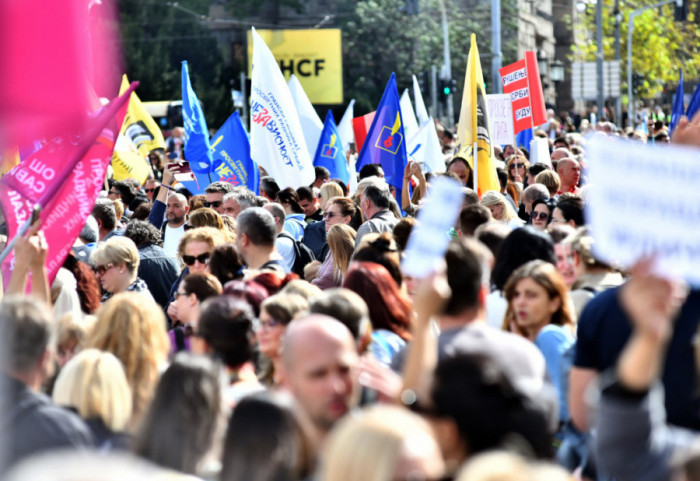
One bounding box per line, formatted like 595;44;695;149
499;53;547;135
247;29;343;104
586;137;700;284
486;94;515;146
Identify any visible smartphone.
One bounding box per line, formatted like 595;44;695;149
167;160;195;183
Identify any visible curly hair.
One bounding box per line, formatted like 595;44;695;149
124;220;163;248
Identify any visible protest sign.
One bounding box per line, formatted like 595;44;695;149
486;94;515;146
402;177;463;278
586;137;700;283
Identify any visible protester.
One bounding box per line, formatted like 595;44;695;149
170;272;222;354
90;236;152;302
311;224;355;289
236;207;289;273
223;189;256;219
447;157;473;187
204;181;235;214
530;198;556;231
356;184;398;247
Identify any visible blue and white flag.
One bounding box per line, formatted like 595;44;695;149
210;111;259;194
400;89;419;141
407;119;444;173
356;73;408;204
314;110;350;184
337;99;355;155
412;75;430;126
250;28;315;189
288;74;323;160
181;60;213;194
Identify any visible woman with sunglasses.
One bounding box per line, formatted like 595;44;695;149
166;227;227;325
530;198;556;231
257;293;309;386
506;155;530;185
90;237;152;302
170;272;222;355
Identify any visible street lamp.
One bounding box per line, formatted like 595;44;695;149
550;60;565;83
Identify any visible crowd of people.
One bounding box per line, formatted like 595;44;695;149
2;108;700;481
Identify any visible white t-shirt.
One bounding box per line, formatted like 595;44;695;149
163;224;186;259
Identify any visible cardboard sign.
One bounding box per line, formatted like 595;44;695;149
486;94;515;146
586;137;700;283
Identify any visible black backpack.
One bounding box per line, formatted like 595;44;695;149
277;231;316;277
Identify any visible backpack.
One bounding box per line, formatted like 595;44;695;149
277;231;316;277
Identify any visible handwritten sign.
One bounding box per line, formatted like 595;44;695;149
586;137;700;283
486;94;514;146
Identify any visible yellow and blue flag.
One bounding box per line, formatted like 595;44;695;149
181;61;213;194
210;111;259;194
314;111;350;185
356;73;408;201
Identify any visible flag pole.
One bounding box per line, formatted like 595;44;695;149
473;141;479;197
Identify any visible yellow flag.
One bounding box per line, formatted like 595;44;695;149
455;34;500;197
0;148;20;177
111;75;166;183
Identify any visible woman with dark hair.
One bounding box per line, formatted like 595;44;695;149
220;394;313;481
486;226;557;329
552;196;585;228
222;279;270;317
503;260;575;425
530;198;557;231
208;244;244;286
257;293;309;386
277;187;306;241
353;233;402;288
195;296;264;404
343;261;412;365
170;272;223;355
447;157;473;188
133;353;224;477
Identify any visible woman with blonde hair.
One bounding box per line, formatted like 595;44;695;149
90;236;151;302
503;260;575;426
319;182;344;211
188;207;225;231
312;224;356;290
320;404;444;481
53;349;132;450
87;293;169;427
480;191;523;228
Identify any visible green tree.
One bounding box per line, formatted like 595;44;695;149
573;0;700;99
120;0;232;128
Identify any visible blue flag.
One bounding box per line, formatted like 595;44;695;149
670;70;684;135
181;60;213;194
686;78;700;122
515;128;533;151
209;111;259;194
314;111;350;185
356;73;408;205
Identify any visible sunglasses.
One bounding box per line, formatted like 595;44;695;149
108;190;119;195
182;253;210;266
95;263;114;275
531;212;549;221
323;212;342;220
203;201;222;209
145;188;157;193
510;162;525;169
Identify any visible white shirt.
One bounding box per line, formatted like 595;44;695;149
163;224;186;258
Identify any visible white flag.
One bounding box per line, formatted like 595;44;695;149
250;28;315;189
338;98;355;154
412;75;430;126
288;74;323;160
408;118;445;173
400;89;419;141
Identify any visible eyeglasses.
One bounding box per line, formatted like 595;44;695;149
182;253;210;266
174;290;188;298
323;212;342;220
145;188;157;193
95;263;114;276
531;211;549;221
203;201;222;209
108;190;119;196
510;162;525;169
259;318;281;330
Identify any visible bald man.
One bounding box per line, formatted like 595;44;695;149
279;315;358;447
163;193;189;258
556;157;581;195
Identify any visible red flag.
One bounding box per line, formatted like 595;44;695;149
0;83;136;286
499;53;548;134
524;52;547;126
0;0;122;149
353;111;376;153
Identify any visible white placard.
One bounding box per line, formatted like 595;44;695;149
586;137;700;283
529;137;552;167
486;94;515;146
401;177;463;278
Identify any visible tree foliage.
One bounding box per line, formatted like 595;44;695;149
573;0;700;99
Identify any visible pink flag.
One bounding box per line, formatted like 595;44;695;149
0;84;136;286
0;0;122;149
